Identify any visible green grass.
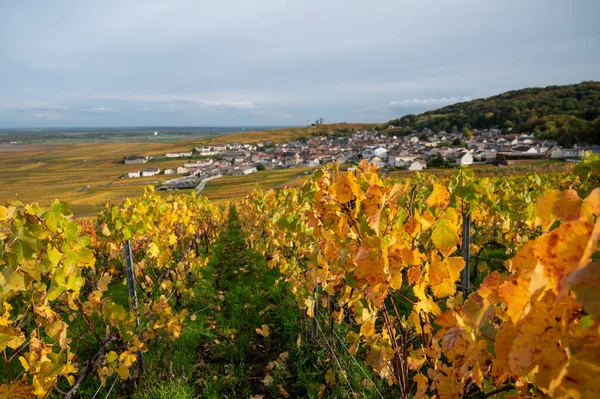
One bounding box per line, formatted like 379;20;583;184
116;206;393;398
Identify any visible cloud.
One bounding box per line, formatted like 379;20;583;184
88;107;113;113
97;95;256;110
0;1;598;127
387;96;473;109
0;103;68;113
32;112;60;120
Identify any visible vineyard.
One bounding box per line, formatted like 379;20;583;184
1;154;599;398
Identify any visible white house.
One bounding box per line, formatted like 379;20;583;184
142;168;161;177
562;148;581;159
408;160;427;171
456;152;474;166
195;146;222;156
177;166;190;175
233;166;258;175
124;171;140;178
389;155;417;168
373;147;389;160
165;151;193;158
370;156;387;168
164;168;177;175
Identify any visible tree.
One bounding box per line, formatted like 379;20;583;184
428;154;451;168
452;138;463;146
256;163;266;171
462;127;473;139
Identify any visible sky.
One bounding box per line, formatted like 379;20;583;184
0;0;599;127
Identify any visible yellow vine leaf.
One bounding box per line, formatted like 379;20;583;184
0;206;7;221
304;296;315;318
568;261;600;316
425;182;450;209
147;242;160;258
491;323;518;385
354;238;389;286
431;210;459;258
360;320;376;337
428;255;464;299
535;190;559;231
552;190;591;222
330;172;363;204
414;373;428;399
498;281;530;324
361;185;384;231
0;380;35;399
532;220;598;295
256;324;271;337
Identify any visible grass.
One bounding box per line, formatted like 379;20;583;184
89;207;391;398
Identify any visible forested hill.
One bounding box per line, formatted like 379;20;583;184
384;81;600;146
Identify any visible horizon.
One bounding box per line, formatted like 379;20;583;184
1;0;600;128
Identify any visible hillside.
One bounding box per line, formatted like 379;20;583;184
197;123;373;145
384;81;600;146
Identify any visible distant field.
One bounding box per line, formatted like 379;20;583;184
200;123;371;145
201;168;315;201
0;124;362;216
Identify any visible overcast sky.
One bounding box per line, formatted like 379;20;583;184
1;0;599;127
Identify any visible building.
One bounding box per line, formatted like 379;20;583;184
389;155;416;168
124;156;149;165
123;171;140;178
456;151;474;166
141;167;161;177
409;160;427;171
370;156;387;168
164;168;177;175
232;166;258;175
165;151;193;158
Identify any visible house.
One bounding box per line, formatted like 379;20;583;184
370;156;387;168
362;147;375;160
456;151;474;166
232;166;257;175
164;168;177;175
373;147;388;160
124;156;149;165
389;155;416;168
195;146;222;156
141;168;161;177
560;148;581;159
165;151;193;158
123;171;140;178
512;146;538;154
409;160;427;171
177;166;190;175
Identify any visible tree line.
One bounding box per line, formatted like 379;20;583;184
382;81;600;147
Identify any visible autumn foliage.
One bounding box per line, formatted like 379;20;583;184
0;189;225;397
237;157;600;398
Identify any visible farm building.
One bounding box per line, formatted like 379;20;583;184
141;168;161;177
408;159;427;171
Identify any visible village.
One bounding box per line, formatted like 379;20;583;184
121;128;597;191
